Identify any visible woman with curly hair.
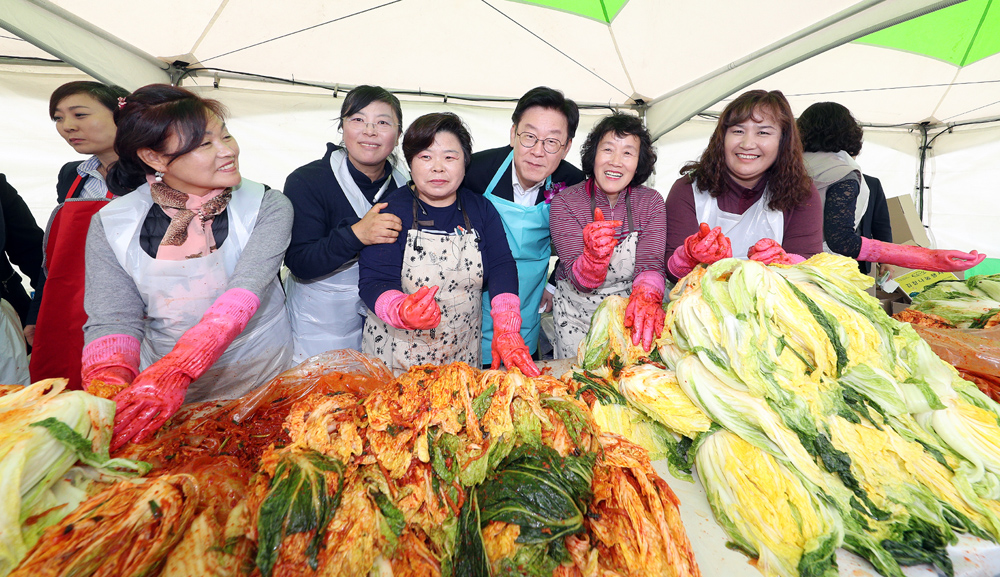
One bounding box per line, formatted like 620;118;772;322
664;90;823;282
799;101;984;272
549;112;667;358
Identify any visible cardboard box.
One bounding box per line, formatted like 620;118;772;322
887;195;931;248
865;284;906;315
882;269;960;302
891;301;910;316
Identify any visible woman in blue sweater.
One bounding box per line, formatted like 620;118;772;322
283;86;408;362
359;113;539;376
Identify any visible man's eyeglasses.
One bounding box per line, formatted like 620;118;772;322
517;131;565;154
344;117;398;133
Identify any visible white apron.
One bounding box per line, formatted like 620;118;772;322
101;179;292;402
362;195;484;374
692;179;785;260
552;191;638;360
285;149;407;362
802;151;870;254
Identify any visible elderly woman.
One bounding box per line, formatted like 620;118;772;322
664;90;824;281
358;113;538;376
81;85;293;448
28;81;129;389
549;112;667;359
798;101;984;272
283;86;408;362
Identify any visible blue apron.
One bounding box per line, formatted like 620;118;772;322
481;151;552;363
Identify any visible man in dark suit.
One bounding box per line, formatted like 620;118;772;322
856;174;894;276
463;87;585;364
0;173;44;329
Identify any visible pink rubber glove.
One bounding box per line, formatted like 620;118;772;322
858;238;986;272
747;238;806;265
111;288;260;450
489;293;540;377
668;223;733;278
572;208;623;289
624;271;666;352
374;286;441;330
81;334;141;394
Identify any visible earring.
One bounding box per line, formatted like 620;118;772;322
154;171;164;183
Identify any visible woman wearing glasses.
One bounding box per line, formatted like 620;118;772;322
283;85;409;362
549;113;667;359
358;112;539;376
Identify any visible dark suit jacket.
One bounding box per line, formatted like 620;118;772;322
462;145;584;203
0;173;44;325
856;174;893;274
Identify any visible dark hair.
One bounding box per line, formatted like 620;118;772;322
49;81;129;119
512;86;581;139
338;85;403;135
402;113;473;169
580;113;657;187
682;89;812;212
798;101;864;157
107;84;228;195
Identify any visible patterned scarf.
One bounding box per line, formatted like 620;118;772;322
150;182;232;260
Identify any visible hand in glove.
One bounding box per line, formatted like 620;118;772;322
111;288;260;450
624;271;665;351
81;334;141;398
489;293;540;377
858;238;986;272
572;208;623;289
375;286;441;330
668;223;732;278
747;238;805;265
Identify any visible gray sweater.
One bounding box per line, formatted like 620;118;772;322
83;189;292;345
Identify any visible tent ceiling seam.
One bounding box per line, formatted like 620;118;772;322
188;0;231;58
478;0;630;99
959;0;992;67
606;26;636;99
199;0;402;64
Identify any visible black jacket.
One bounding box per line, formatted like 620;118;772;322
462;145;584;203
856;174;893;274
0;173;44;326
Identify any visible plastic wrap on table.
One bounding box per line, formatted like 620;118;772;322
114;350;394;469
910;325;1000;401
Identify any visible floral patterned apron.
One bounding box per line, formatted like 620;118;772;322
362;196;484;373
552;193;637;360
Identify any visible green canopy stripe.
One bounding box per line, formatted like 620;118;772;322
507;0;630;23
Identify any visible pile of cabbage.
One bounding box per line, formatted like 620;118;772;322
909;273;1000;328
0;379;149;576
580;253;1000;577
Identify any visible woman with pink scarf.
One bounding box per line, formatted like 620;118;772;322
80;85;293;449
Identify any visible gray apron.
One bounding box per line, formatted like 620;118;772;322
552;191;638;360
362;195;484;373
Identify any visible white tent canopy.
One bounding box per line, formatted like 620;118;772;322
1;0;998;258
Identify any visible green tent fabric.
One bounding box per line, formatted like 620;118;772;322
856;0;1000;66
514;0;630;22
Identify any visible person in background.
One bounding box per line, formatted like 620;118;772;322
664;89;824;281
0;174;42;385
283;86;408;362
798;101;984;272
549;112;666;359
0;174;43;329
28;82;128;389
81;85;293;449
358;112;539;376
463;87;584;364
858;173;894;276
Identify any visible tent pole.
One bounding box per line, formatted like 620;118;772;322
917;123;929;222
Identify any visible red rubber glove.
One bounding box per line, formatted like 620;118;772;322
489;293;540;377
858;238;985;272
572;208;623;289
81;334;141;395
624;271;665;351
111;288;259;450
668;223;733;278
374;286;441;330
747;238;805;265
